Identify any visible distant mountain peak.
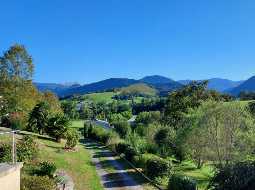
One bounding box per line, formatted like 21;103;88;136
178;78;243;92
228;76;255;96
140;75;174;84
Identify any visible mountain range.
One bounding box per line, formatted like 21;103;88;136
34;75;255;97
178;78;243;92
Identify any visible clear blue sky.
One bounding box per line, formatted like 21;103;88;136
0;0;255;84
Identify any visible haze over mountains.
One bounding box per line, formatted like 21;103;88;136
34;75;255;97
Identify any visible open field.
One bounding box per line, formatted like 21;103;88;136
84;92;116;103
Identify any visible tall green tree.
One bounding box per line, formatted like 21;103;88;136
0;44;40;123
164;81;209;128
27;102;49;134
184;101;255;168
0;44;33;80
46;115;69;142
61;100;79;119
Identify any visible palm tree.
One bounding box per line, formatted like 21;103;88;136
27;102;49;134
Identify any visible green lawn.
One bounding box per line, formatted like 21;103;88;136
173;160;214;190
37;138;103;190
0;128;103;190
70;120;84;129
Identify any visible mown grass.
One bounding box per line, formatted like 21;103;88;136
173;160;214;190
0;126;103;190
37;138;103;190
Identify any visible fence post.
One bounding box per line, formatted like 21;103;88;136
12;131;16;164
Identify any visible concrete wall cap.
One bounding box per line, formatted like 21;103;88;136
0;163;23;178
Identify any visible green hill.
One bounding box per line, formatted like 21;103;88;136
118;83;157;97
83;92;116;103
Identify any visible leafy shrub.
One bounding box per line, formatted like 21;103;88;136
0;143;11;162
168;175;197;190
108;113;126;124
208;161;255;190
105;131;121;151
126;132;148;154
116;142;130;154
17;135;38;162
89;125;106;141
83;122;90;138
87;125;120;151
36;161;57;178
133;153;158;168
112;121;131;138
0;135;38;163
21;175;56;190
65;128;79;149
1;112;27;130
145;157;171;179
144;143;158;154
46;115;69;142
173;146;186;163
120;111;132;120
124;146;138;161
135;111;161;125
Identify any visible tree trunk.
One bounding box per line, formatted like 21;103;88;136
56;137;61;143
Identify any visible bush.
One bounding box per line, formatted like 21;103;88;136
0;135;38;163
2;112;26;130
108;113;126;124
21;175;56;190
116;142;130;154
83;122;89;138
133;153;158;169
168;175;197;190
145;157;171;179
112;121;131;138
208;161;255;190
36;161;57;178
46;115;69;142
0;143;11;162
87;125;120;151
17;135;38;162
89;126;106;142
124;146;137;161
65;128;80;149
120;111;132;120
125;132;148;154
89;125;113;144
105;131;121;151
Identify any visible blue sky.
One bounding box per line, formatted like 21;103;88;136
0;0;255;84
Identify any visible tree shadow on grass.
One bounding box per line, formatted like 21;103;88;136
93;151;116;158
79;139;104;150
